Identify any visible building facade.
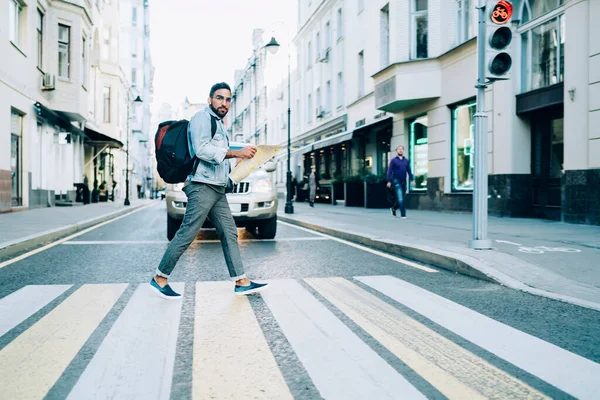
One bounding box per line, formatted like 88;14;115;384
1;0;154;212
281;0;598;224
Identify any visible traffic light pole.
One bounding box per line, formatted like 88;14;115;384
470;0;493;250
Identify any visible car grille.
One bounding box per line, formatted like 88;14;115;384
231;182;250;194
241;204;249;212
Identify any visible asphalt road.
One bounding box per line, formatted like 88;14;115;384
1;202;599;399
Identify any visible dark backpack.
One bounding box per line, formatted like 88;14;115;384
154;116;217;184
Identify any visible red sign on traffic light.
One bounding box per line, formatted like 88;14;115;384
490;1;513;24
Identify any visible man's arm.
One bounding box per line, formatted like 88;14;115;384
225;147;256;160
386;158;394;182
406;159;414;181
189;112;227;164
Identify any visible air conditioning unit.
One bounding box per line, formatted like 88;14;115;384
316;106;325;118
318;49;330;63
41;74;56;91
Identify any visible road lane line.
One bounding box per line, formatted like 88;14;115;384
192;281;292;400
306;277;549;400
61;237;329;245
279;221;438;272
67;283;184;400
0;203;155;270
0;284;72;337
358;275;600;400
261;279;426;400
0;284;127;400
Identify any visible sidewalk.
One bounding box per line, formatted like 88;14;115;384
278;201;600;311
0;199;154;260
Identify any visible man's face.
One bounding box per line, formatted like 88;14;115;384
208;88;232;119
396;146;404;156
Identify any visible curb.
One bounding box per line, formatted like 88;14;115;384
279;216;600;312
0;203;150;260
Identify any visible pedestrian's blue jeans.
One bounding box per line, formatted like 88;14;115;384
393;180;407;217
156;182;246;281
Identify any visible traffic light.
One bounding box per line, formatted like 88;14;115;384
485;1;514;80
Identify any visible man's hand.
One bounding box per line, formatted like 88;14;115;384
386;182;392;189
227;146;257;160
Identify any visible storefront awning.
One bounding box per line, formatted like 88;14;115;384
353;116;393;136
309;130;354;152
84;127;124;149
33;102;85;136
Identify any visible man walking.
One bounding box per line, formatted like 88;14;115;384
309;167;318;207
386;145;414;218
150;82;268;299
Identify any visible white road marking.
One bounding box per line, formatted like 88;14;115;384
495;240;522;246
61;237;329;245
0;284;127;400
358;276;600;400
279;221;438;273
261;279;426;400
0;203;155;270
67;283;184;400
192;281;292;399
0;284;72;337
306;277;549;400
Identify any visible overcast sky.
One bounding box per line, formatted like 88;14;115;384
149;0;297;111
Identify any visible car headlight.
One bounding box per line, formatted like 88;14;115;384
252;179;272;193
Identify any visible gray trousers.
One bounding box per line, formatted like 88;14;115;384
156;182;246;281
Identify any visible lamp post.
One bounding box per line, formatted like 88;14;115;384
125;95;143;206
265;36;294;214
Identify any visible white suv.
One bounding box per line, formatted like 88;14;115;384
165;143;278;240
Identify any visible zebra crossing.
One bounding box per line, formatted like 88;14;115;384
1;276;599;400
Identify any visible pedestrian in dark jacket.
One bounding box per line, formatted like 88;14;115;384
386;145;414;218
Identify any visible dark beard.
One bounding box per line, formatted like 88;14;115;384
210;104;227;119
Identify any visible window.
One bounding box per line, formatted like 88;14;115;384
520;6;565;92
316;32;321;61
132;7;137;27
326;80;332;112
307;41;312;68
380;4;390;68
337;8;343;40
131;35;138;58
521;0;565;25
358;0;364;13
11;110;23;206
58;24;71;78
37;10;44;69
337;72;343;108
102;27;110;59
325;21;331;50
316;87;321;114
131;68;137;87
81;36;87;85
358;51;365;98
307;94;312;123
451;102;476;191
9;0;24;47
456;0;475;44
411;0;428;59
409;115;428;191
103;86;111;122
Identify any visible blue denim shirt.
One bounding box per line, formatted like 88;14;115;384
187;107;231;186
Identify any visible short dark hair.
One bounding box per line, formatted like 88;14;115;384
209;82;231;97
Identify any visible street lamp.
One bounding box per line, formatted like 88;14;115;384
264;36;294;214
125;95;143;206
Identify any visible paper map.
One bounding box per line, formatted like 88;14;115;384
229;145;280;184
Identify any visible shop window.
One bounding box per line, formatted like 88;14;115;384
411;0;428;59
451;102;475;191
11;110;23;206
409;115;428;191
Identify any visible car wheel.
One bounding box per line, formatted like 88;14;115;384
257;216;277;239
167;215;183;241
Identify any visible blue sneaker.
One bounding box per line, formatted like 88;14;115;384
234;281;268;296
150;278;182;300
